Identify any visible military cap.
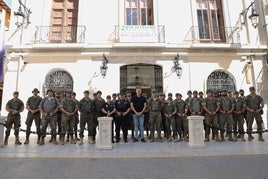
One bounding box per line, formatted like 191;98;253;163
32;88;40;93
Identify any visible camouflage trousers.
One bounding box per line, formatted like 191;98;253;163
25;112;41;136
79;113;94;138
61;114;75;136
5;114;21;137
247;112;263;134
41;115;57;138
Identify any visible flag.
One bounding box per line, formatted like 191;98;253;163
0;11;6;83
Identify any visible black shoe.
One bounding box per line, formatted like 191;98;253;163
112;140;115;143
116;139;120;143
133;138;138;142
124;139;128;143
141;138;146;143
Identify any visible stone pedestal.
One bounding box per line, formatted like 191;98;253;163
187;115;205;148
96;117;113;150
0;116;7;147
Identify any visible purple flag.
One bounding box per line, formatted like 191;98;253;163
0;21;5;83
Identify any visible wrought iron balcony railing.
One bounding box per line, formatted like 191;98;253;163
184;26;240;44
110;25;165;43
34;25;86;44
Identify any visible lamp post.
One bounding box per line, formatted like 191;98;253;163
172;54;183;78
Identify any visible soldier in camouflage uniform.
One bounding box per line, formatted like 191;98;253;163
59;91;78;145
202;90;220;142
218;89;235;142
78;90;95;145
92;90;105;143
174;93;188;142
69;92;80;142
233;91;246;142
24;88;42;144
244;86;265;142
163;97;177;142
4;91;24;145
189;90;203;116
39;89;59;145
147;91;163;142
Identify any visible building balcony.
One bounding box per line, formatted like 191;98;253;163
184;26;240;44
110;25;165;43
33;25;86;44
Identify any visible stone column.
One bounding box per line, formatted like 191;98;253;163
0;116;7;147
96;117;113;150
187;115;205;148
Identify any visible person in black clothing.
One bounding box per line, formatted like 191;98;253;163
102;95;116;143
115;93;131;143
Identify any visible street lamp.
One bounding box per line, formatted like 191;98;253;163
240;2;259;28
14;0;31;28
100;53;109;78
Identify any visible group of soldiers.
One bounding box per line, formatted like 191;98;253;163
3;85;265;146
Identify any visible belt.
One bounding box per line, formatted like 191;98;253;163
151;110;160;112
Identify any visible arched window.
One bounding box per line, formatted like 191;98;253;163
206;70;236;94
43;69;73;97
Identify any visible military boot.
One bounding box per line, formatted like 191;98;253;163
70;136;76;144
233;134;238;142
211;133;215;140
4;135;9;145
39;137;45;145
156;135;162;143
258;133;265;142
37;135;41;144
15;136;22;145
75;132;80;141
228;134;235;142
215;133;220;142
237;133;241;138
60;136;65;145
66;134;70;142
204;133;209;142
178;134;183;142
88;136;93;144
79;137;83;145
241;134;246;142
52;136;58;145
167;135;172;142
248;133;254;141
24;135;30;145
49;135;53;143
220;134;225;142
149;133;155;143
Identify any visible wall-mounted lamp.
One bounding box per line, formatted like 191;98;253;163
240;2;259;28
14;0;31;28
172;54;182;78
100;53;109;78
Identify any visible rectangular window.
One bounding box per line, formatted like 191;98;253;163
50;0;79;43
196;0;225;42
124;0;153;25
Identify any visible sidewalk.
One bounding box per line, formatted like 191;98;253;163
1;133;268;158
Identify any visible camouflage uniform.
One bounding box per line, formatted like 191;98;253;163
163;101;177;141
218;96;235;141
244;93;264;141
147;97;163;142
39;97;59;144
173;98;188;141
60;97;78;144
78;97;95;144
5;98;24;145
188;97;203;115
202;97;220;141
233;96;246;141
92;97;105;141
25;95;42;144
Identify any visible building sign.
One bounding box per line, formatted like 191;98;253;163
119;25;158;43
207;70;236;93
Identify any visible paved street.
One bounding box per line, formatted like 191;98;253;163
1;133;268;179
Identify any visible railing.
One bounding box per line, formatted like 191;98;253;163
184;26;240;44
33;25;86;44
111;25;165;43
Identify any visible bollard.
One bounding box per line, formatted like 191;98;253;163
187;115;205;148
96;117;113;150
0;116;7;147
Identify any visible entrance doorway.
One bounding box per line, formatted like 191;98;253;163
120;63;163;97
